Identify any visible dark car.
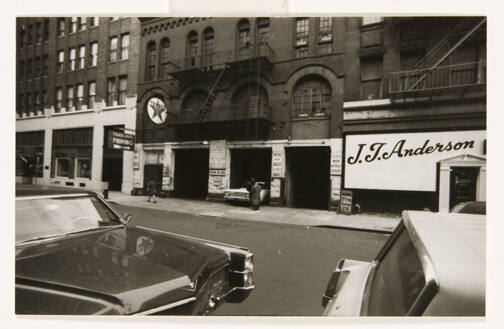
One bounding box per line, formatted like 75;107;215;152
15;185;255;315
450;201;486;215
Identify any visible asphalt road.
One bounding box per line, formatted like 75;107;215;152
113;203;389;316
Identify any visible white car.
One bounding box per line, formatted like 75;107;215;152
223;182;270;204
322;210;486;316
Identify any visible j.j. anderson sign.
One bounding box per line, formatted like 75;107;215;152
344;130;485;192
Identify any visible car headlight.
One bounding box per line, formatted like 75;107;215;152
244;255;254;272
243;273;254;286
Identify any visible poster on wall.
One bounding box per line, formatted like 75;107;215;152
344;130;486;192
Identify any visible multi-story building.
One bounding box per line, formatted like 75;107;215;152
341;17;486;213
16;17;141;193
134;17;346;210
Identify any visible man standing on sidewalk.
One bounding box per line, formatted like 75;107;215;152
250;179;262;211
146;177;158;203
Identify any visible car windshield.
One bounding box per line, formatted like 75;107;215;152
367;226;426;315
16;195;121;243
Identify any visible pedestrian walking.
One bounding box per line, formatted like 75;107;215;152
146;177;158;203
250;179;262;211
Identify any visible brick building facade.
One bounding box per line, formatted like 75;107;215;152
16;17;141;193
134;17;347;210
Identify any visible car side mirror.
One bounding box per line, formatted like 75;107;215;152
123;213;132;226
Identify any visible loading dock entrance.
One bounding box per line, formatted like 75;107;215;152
285;147;330;210
230;148;272;188
174;148;209;199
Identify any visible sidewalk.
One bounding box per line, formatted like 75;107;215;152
105;191;401;233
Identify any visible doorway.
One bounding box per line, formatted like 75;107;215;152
174;148;209;199
230;148;272;188
285;147;330;210
449;167;478;209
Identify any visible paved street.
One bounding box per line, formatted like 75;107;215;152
113;203;389;316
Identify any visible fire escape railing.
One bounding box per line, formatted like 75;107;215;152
389;61;486;94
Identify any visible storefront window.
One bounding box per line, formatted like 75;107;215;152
76;158;91;179
56;158;70;177
16;132;45;178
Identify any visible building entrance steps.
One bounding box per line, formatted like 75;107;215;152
104;191;400;233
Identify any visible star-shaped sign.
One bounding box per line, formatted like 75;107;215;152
147;97;168;124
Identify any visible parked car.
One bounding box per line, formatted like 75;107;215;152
322;210;485;316
450;201;486;215
224;182;270;204
15;185;255;315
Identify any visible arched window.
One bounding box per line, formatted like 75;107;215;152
146;41;157;81
232;83;269;119
160;38;171;78
181;90;208;122
202;27;215;66
186;31;199;68
237;19;250;48
256;18;270;44
292;75;331;117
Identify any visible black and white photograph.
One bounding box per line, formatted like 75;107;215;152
5;0;502;328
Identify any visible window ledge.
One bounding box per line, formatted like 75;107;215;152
103;104;127;111
52;108;95;116
291;115;331;122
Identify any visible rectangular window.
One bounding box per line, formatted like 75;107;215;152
57;18;65;36
120;34;129;60
78;17;86;31
18;94;24;115
26;93;32;112
28;25;33;45
68;48;76;71
43;55;49;76
295;18;309;58
76;84;84;110
88;81;96;109
27;59;33;78
361;58;383;100
75;158;91;179
70;17;78;33
55;87;63;111
109;36;118;62
43;19;49;41
318;17;333;44
36;22;42;43
88;17;99;27
20;60;24;78
57;50;65;73
35;92;40;111
56;158;70;177
67;86;74;109
89;42;98;66
107;77;116;106
20;26;26;47
77;45;85;69
362;17;383;26
118;75;127;105
42;90;47;109
34;56;41;76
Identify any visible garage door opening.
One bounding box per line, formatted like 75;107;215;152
174;149;209;199
230;148;272;188
286;147;330;210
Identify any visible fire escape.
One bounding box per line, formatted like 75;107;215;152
389;17;486;100
166;43;275;142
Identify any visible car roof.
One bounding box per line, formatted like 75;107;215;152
15;184;96;197
402;210;486;315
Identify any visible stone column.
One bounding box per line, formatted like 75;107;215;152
132;143;144;194
208;140;228;201
438;164;451;212
42;128;52;185
329;138;343;211
162;143;175;195
91;123;105;191
270;144;285;206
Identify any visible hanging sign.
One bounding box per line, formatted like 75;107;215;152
108;130;135;151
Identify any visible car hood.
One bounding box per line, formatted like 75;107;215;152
16;226;230;314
